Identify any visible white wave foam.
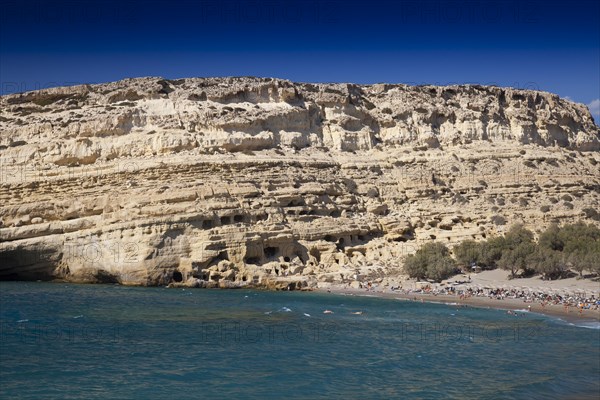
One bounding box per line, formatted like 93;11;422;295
568;321;600;330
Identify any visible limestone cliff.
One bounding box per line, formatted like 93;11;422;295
1;77;598;288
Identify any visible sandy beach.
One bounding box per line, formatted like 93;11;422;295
318;269;600;323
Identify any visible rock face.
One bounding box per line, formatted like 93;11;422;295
0;77;598;288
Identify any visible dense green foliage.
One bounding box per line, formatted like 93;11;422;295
453;240;481;267
403;242;457;282
497;224;537;278
537;222;600;278
465;222;599;279
409;222;600;281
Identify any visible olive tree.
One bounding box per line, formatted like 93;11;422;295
403;242;457;282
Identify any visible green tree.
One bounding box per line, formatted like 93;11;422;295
593;248;600;276
552;222;600;277
560;222;600;254
527;247;566;280
497;242;536;278
450;222;600;280
496;224;536;278
504;223;535;247
403;242;457;282
403;252;427;280
568;240;600;277
427;256;457;282
479;236;506;268
538;223;563;251
568;250;588;278
453;240;482;269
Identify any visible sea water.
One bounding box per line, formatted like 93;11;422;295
0;282;598;399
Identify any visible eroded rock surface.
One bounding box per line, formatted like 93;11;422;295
1;77;598;288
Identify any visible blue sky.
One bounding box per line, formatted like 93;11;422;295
1;0;599;117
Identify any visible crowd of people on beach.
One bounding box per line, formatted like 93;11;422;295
401;285;600;312
348;279;600;315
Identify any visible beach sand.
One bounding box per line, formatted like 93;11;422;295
452;269;600;295
318;270;600;323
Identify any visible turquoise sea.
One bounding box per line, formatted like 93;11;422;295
0;282;598;399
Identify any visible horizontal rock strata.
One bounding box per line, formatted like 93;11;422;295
0;77;598;288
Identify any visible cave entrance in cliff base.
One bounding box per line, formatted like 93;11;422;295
172;271;183;283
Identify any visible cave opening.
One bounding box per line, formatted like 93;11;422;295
256;214;268;221
264;246;278;258
172;271;183;282
245;257;260;265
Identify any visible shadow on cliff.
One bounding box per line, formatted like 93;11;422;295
0;247;60;281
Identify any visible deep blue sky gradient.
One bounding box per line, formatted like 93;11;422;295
1;0;599;114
